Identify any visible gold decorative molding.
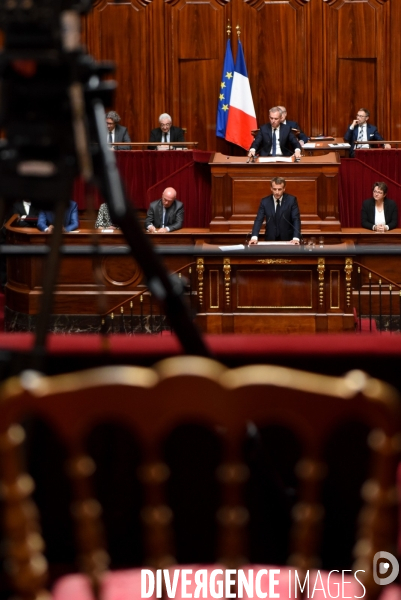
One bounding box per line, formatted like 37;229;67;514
256;259;292;264
317;258;325;307
223;258;231;306
197;258;204;308
344;258;353;308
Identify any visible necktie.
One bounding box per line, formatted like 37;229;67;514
275;200;281;237
272;129;277;156
163;133;167;143
357;126;364;146
108;132;112;144
162;207;166;227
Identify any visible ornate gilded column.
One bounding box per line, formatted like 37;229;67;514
344;258;353;308
317;258;325;308
223;258;231;306
196;258;204;309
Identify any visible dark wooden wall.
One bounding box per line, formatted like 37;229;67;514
83;0;399;152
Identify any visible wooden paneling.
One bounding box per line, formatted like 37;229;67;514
337;2;376;58
83;0;153;143
325;0;390;138
209;154;341;232
236;269;313;308
169;0;227;149
249;0;308;128
81;0;398;154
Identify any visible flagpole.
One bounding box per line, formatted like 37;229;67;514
225;22;258;150
216;20;234;143
228;20;232;156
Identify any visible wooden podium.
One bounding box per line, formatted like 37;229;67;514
209;153;341;233
195;244;354;334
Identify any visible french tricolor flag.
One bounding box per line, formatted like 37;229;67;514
225;40;257;149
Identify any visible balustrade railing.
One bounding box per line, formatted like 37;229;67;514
354;262;401;332
101;263;196;334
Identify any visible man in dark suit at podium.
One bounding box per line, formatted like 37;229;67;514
249;177;301;245
149;113;185;150
248;107;301;159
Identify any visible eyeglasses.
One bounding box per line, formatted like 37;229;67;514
160;122;172;128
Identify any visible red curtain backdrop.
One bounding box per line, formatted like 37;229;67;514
355;149;401;181
339;153;401;227
74;149;401;229
73;150;212;228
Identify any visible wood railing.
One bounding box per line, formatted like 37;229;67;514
354;261;401;332
102;262;196;334
107;142;199;149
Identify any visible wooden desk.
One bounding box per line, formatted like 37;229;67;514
195;244;355;333
5;222;401;333
303;137;350;157
209;152;341;233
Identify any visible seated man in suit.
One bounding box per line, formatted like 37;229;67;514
37;200;79;233
344;108;390;157
249;177;301;245
278;105;308;145
145;187;184;233
149;113;185;150
9;199;40;227
248;107;301;159
106;111;131;150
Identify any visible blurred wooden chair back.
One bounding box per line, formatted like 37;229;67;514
0;358;400;600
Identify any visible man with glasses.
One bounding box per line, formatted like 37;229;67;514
105;111;131;150
149;113;185;150
344;108;390;157
145;187;184;233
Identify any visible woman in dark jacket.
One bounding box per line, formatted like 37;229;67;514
361;181;398;231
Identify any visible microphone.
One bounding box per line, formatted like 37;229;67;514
280;212;302;244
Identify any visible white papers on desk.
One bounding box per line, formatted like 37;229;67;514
218;244;245;251
258;156;294;163
101;229;115;233
329;143;350;148
303;143;316;149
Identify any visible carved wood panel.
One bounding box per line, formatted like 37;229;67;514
168;0;228;149
79;0;399;156
244;0;308;132
82;0;153;143
325;0;390;138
